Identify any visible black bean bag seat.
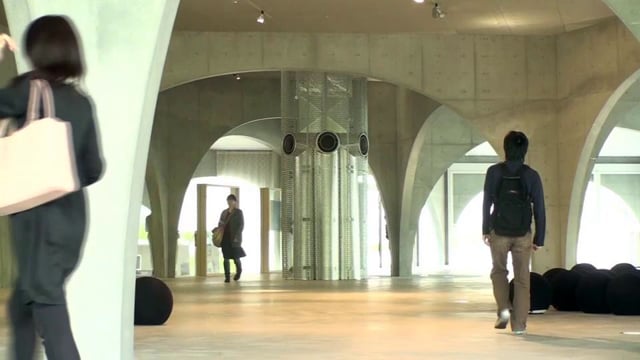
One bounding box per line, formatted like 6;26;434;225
509;272;552;314
607;272;640;316
551;270;582;311
571;263;597;275
134;276;174;325
543;268;567;284
610;263;637;276
576;270;613;314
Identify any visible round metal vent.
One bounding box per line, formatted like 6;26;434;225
283;134;296;155
316;132;340;153
359;133;369;156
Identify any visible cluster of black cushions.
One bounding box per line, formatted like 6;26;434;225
544;263;640;315
507;263;640;315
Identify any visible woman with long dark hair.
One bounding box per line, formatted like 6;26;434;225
0;16;103;359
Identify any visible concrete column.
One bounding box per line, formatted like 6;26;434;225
367;83;401;276
145;158;169;277
0;22;18;288
368;84;441;276
3;1;179;359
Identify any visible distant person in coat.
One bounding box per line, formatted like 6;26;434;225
215;194;246;283
0;16;104;360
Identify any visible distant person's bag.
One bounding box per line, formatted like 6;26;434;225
212;210;235;247
0;80;80;216
212;227;224;248
491;163;532;237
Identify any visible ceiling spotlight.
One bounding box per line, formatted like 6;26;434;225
432;3;445;18
257;10;265;24
413;0;425;3
234;74;241;80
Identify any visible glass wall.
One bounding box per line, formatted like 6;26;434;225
577;126;640;268
578;165;640;268
415;142;503;276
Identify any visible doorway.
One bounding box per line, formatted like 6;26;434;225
195;184;240;277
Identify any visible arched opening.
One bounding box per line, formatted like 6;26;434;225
404;103;495;276
577;126;640;268
567;69;640;266
177;134;278;277
174;132;390;278
415;141;502;275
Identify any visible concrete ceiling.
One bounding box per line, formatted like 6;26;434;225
175;0;615;35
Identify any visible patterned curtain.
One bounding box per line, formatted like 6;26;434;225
216;151;280;188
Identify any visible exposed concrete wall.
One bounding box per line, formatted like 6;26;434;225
192;150;217;178
161;31;558;108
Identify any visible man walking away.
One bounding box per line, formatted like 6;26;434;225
482;131;546;335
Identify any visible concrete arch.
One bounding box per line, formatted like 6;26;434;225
566;69;640;267
146;74;281;276
225;117;282;154
398;105;487;275
189;119;282;188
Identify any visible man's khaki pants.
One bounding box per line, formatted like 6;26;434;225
489;231;532;332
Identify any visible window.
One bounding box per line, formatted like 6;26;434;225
578;164;640;268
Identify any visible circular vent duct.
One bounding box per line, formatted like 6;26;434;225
283;133;296;155
316;132;340;153
359;133;369;156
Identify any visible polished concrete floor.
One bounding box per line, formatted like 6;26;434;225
1;275;639;359
136;275;640;359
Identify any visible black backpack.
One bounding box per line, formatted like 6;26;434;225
491;163;532;237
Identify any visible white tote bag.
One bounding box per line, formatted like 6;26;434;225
0;80;80;216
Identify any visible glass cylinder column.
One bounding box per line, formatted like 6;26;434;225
281;71;368;280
